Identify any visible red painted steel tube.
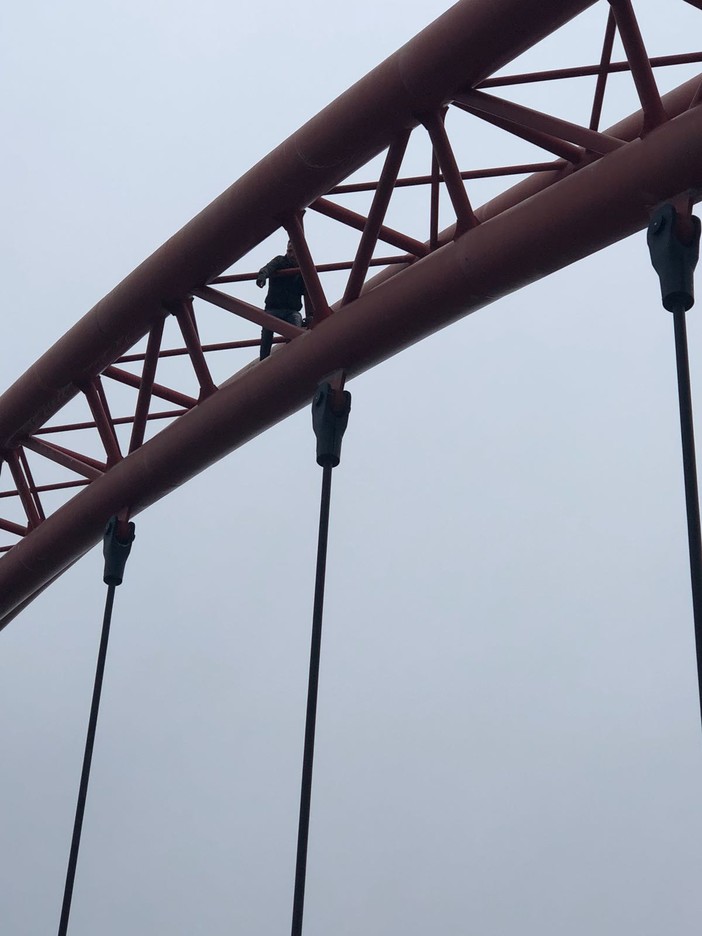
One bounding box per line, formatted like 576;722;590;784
6;450;41;530
589;9;617;131
360;72;702;296
129;318;165;453
174;300;217;398
213;256;410;283
341;131;411;306
609;0;667;131
0;0;597;449
284;213;332;324
344;85;699;322
81;379;123;466
0;480;89;499
330;165;557;195
421;111;477;234
22;438;105;480
430;148;441;251
310;198;430;258
36;410;185;436
1;100;701;626
18;447;46;522
454;90;626;154
104;366;198;410
452;99;585;163
0;518;27;538
193;287;305;339
479;52;702;88
119;340;275;362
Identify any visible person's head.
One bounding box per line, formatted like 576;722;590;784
285;239;296;259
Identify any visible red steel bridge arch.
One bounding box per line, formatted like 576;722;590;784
1;0;701;626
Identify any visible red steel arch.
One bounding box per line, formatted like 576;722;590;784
1;0;701;625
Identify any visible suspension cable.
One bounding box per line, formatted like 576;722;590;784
648;202;702;727
291;381;351;936
57;516;135;936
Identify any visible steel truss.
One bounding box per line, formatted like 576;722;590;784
1;0;702;626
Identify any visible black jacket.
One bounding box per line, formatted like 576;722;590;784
259;255;305;312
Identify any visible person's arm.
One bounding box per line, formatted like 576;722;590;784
256;255;286;288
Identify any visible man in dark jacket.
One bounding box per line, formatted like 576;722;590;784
256;240;305;360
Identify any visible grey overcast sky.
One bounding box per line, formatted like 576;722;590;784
3;1;702;934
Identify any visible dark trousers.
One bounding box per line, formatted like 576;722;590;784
260;309;303;360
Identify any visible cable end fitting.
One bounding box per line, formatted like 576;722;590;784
647;203;700;313
103;516;135;586
312;382;351;467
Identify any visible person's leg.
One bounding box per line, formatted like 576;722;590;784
260;310;300;360
260;327;273;360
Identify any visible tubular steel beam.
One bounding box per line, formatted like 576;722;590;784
103;366;198;410
0;480;89;499
37;410;185;436
451;99;586;163
173;300;218;400
430;147;441;251
284;213;332;324
330;164;557;194
6;450;42;530
213;256;410;283
454;89;626;154
1;97;701;625
0;0;598;449
310;198;430;258
608;0;667;132
342;130;411;306
129;317;165;453
193;287;305;339
342;75;701;311
590;8;618;132
421;110;478;235
22;438;105;480
478;52;702;88
18;448;45;523
81;378;123;467
0;518;28;538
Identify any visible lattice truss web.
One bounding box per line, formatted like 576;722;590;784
1;0;701;552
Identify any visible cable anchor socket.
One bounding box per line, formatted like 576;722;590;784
647;202;700;312
103;516;136;586
312;382;351;467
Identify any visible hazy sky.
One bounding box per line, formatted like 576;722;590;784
3;1;702;934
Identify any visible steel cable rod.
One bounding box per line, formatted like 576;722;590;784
291;382;351;936
648;202;702;728
291;462;333;936
57;582;116;936
56;517;135;936
671;305;702;726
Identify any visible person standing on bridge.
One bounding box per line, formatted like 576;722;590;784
256;240;306;360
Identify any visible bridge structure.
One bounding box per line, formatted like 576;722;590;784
1;0;701;627
4;2;702;931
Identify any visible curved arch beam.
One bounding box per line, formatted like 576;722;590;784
1;99;702;626
0;0;595;448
